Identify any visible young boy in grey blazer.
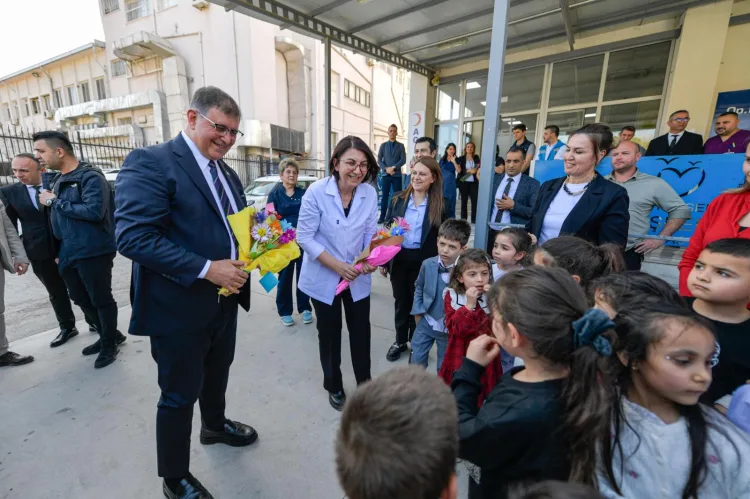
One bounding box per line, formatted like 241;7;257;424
410;219;471;370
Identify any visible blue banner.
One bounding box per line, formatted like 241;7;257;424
711;89;750;137
533;155;747;243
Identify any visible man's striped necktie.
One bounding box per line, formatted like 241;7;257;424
208;160;240;250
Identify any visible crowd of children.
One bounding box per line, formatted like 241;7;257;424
332;219;750;499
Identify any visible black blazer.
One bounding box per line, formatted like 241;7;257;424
645;131;704;156
525;174;630;247
456;154;481;178
0;182;56;260
384;191;449;263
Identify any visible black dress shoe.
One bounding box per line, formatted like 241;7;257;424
50;327;79;348
82;331;127;356
88;324;99;334
200;420;258;447
329;390;346;411
386;342;408;362
163;474;213;499
94;346;119;369
0;351;34;367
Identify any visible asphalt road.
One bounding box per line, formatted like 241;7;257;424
4;254;132;343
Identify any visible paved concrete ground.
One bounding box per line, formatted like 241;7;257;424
0;262;469;499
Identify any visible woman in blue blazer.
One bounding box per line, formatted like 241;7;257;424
526;124;629;247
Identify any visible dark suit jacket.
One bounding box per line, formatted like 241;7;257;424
645;131;704;156
114;133;250;337
525;174;630;247
377;140;406;176
0;182;56;260
384;192;449;263
491;173;540;225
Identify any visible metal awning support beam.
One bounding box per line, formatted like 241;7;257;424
559;0;575;50
279;0;350;31
218;0;432;77
379;8;494;46
349;0;451;34
475;0;511;252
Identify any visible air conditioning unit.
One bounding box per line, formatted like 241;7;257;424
43;110;54;120
192;0;210;10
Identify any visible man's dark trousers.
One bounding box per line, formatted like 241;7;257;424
58;253;118;345
31;257;98;330
379;175;401;222
150;295;238;478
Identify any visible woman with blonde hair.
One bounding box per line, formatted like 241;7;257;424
382;157;448;361
267;157;313;326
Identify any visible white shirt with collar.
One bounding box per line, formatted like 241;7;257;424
668;130;685;145
180;131;239;278
26;184;42;209
296;177;379;305
490;174;521;224
403;193;427;249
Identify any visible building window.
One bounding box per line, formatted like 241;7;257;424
95;78;107;100
603;42;671;101
41;94;51;112
117;117;133;126
66;85;78;105
330;71;339;107
2;104;10;121
78;82;91;103
23;99;30;117
343;79;370;108
53;89;63;108
30;98;41;115
331;131;338;146
111;59;127;77
156;0;177;10
13;104;20;121
125;0;150;22
101;0;119;14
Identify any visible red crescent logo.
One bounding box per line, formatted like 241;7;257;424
412;113;422;126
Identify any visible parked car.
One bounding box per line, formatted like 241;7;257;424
244;175;318;207
102;169;120;191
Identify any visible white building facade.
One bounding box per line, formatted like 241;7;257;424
0;0;411;169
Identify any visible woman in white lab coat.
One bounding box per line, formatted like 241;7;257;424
297;136;379;411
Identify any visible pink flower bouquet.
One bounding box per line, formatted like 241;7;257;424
335;217;410;295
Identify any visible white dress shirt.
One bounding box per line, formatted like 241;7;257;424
403;194;427;249
668;130;685;145
464;159;475;182
297;177;379;305
539;182;587;244
26;184;41;209
490;175;521;224
180;131;239;278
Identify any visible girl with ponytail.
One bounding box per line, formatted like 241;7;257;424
451;266;617;498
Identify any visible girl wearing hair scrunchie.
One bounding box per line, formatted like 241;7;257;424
451;266;617;499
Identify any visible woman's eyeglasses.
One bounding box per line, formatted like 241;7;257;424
198;112;244;137
342;160;369;172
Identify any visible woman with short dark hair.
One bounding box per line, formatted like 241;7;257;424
297;136;379;411
526;124;629;246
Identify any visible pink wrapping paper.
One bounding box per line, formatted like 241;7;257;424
335;245;402;295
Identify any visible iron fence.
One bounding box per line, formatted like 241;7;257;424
0;124;326;188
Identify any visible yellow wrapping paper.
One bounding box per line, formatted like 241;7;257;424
218;206;301;296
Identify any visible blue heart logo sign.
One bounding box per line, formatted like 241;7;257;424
657;166;706;197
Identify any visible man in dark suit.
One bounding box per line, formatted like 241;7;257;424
487;149;540;252
0;153;98;348
115;86;256;499
377;124;406;223
645;109;704;156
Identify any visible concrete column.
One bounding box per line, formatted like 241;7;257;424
662;0;734;137
162;56;189;140
406;73;429;162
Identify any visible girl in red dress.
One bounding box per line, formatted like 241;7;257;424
438;248;501;405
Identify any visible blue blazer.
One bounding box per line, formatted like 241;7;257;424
114;133;250;337
411;255;442;316
525;174;630;247
491;173;540;225
377;140;406;175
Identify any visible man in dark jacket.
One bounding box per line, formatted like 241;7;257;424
0;153;99;349
34;131;122;369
